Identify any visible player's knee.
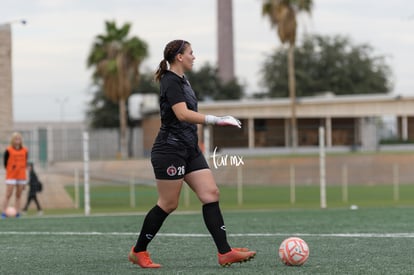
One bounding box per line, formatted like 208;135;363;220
200;187;220;203
211;187;220;199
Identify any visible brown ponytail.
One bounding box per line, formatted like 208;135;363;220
154;39;190;82
154;59;168;82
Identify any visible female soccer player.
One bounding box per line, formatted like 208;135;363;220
1;132;28;218
128;40;256;268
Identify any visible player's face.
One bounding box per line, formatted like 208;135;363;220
180;45;195;72
12;136;22;148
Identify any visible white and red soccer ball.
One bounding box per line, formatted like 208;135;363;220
279;237;309;266
5;206;17;217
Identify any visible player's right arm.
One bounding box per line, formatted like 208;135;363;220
172;102;206;124
172;102;241;128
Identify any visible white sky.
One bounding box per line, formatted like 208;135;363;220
1;0;413;122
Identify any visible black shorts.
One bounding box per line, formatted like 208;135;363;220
151;145;209;180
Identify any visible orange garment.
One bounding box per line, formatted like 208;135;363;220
5;146;28;180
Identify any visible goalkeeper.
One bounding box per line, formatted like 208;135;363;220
128;39;256;268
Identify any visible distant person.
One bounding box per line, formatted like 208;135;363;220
22;162;43;216
1;132;28;218
127;39;256;268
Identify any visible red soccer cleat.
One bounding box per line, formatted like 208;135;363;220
128;246;161;268
218;248;256;267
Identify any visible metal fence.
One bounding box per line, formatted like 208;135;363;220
0;118;404;166
0;127;144;165
1;122;413;210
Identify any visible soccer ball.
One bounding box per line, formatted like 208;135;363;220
5;206;17;217
278;237;309;266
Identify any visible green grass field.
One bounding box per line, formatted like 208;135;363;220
1;207;414;274
63;183;414;213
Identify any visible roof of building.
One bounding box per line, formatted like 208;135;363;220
199;93;414;118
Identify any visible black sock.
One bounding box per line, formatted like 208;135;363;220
134;205;169;252
202;201;231;254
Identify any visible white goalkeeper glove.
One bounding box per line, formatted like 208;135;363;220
205;115;242;128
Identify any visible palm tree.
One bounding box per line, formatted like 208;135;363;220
87;21;148;158
262;0;313;147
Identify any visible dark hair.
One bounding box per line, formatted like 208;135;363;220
154;39;189;82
